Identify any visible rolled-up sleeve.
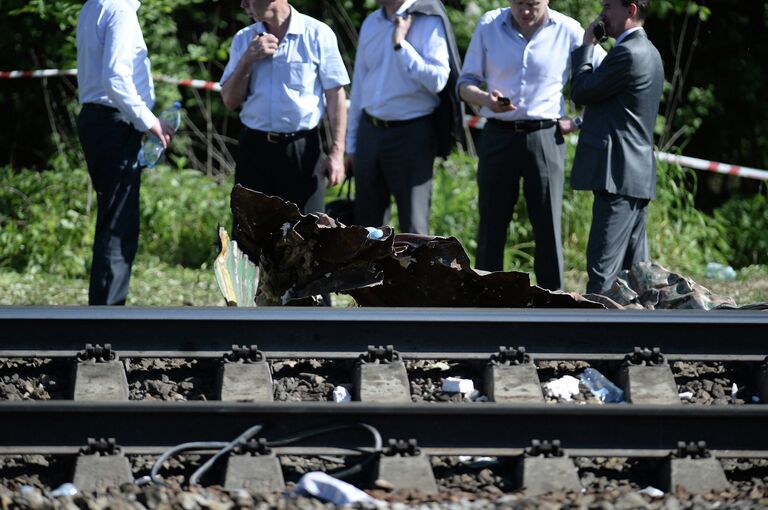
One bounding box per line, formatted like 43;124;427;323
102;7;155;132
456;17;486;95
393;16;449;94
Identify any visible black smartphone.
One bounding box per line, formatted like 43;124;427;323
498;96;511;106
593;20;608;43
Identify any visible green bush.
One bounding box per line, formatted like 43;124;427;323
0;163;230;277
714;186;768;267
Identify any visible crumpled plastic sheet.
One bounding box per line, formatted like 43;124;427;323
293;471;379;506
542;375;581;401
229;185;603;308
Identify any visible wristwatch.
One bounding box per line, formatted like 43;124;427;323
394;43;402;51
573;116;583;129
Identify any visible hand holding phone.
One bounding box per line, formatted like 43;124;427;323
498;96;511;106
593;20;608;43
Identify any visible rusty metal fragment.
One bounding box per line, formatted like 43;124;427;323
228;185;602;308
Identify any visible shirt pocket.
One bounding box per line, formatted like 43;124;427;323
285;62;315;91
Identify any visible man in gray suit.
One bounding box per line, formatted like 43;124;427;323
570;0;664;294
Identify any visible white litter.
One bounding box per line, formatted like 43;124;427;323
442;377;475;394
280;222;291;236
731;382;739;396
294;471;379;505
332;385;351;403
365;227;384;240
638;486;664;498
457;456;497;468
50;483;78;497
678;391;694;400
542;375;581;401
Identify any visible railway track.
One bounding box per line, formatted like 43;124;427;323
1;306;767;499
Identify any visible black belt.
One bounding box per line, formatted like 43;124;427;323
250;127;315;144
487;118;557;132
364;110;430;129
82;103;119;113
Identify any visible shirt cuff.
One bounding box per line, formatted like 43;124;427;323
136;106;157;132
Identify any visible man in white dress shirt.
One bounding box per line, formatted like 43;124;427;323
76;0;174;305
346;0;455;235
220;0;349;214
458;0;605;290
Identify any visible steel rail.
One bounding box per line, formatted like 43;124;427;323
1;401;768;457
0;307;766;361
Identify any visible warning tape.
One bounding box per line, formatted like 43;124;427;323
0;68;221;91
3;69;767;181
464;114;768;182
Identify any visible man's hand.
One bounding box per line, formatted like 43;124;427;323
322;151;345;188
148;118;173;149
558;117;580;134
584;18;600;46
392;14;413;47
245;32;279;63
486;89;517;113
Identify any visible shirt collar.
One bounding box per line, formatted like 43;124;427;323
286;5;304;35
615;26;642;45
503;7;557;30
380;0;418;21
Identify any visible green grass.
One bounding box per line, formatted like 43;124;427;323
2;260;765;307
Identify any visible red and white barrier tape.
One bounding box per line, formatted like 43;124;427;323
3;69;767;181
464;114;768;181
0;68;221;91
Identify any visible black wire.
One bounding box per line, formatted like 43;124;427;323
189;424;263;485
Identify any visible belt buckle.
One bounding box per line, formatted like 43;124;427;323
513;122;526;133
267;132;281;143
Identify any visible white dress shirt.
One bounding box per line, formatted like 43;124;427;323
346;0;450;154
615;26;643;45
458;8;605;121
220;7;350;133
76;0;156;132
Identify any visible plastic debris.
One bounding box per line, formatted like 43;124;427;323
542;375;581;401
332;385;351;403
50;483;78;497
580;368;624;403
705;262;737;280
294;471;378;505
442;377;475;394
752;395;761;403
458;456;497;468
731;383;738;396
365;227;384;240
678;391;694;400
639;486;664;498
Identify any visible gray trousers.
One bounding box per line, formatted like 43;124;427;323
77;106;143;306
475;122;564;290
353;114;436;234
586;190;649;295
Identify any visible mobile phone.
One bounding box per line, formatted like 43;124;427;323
593;20;608;43
498;96;511;106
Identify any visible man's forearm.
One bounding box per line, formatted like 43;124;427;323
459;83;490;109
325;86;347;157
220;58;254;110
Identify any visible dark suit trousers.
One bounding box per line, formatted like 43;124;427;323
475;122;564;290
353;114;436;234
235;128;324;214
586;190;649;294
77;107;143;306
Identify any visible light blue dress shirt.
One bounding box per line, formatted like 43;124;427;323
346;0;450;154
220;7;350;133
615;26;643;45
76;0;156;132
458;8;606;121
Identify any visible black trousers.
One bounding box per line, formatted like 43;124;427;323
475;122;565;290
235;127;324;214
586;190;649;295
77;107;143;305
353;114;436;234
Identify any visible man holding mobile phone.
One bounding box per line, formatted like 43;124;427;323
458;0;605;290
570;0;664;295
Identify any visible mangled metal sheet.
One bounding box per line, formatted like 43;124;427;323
227;185;602;308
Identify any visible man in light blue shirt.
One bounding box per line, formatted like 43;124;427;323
346;0;455;235
76;0;174;305
459;0;605;290
220;0;349;214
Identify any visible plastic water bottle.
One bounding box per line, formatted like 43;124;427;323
580;368;624;403
138;101;182;168
705;262;737;280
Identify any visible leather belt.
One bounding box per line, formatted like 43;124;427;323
487;118;557;132
364;110;430;129
251;127;316;144
82;103;119;113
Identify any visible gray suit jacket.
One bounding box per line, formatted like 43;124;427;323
570;29;664;199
